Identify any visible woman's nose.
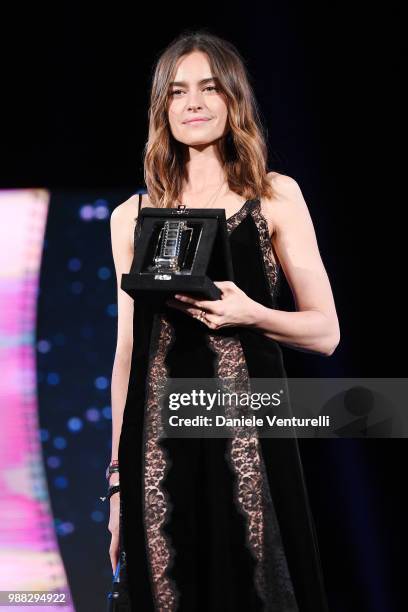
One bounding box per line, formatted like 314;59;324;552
186;90;204;108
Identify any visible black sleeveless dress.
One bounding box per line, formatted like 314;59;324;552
117;194;329;612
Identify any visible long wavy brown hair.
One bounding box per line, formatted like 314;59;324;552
143;29;274;208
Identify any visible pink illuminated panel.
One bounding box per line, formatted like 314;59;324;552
0;189;74;610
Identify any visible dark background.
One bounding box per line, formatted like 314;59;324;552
2;2;404;611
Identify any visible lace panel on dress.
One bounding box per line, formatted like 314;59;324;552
205;331;268;606
143;312;179;611
249;200;280;306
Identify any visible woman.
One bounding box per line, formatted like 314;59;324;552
107;30;340;612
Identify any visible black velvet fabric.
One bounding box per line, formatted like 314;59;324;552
119;301;155;610
117;207;329;611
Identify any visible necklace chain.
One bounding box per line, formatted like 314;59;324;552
178;180;227;210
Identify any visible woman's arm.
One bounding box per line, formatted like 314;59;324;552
251;173;340;356
109;196;138;474
167;174;340;357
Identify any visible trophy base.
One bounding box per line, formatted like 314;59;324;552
121;273;222;301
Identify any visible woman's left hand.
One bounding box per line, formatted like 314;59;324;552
165;281;260;330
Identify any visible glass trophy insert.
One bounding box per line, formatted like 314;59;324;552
147;218;200;275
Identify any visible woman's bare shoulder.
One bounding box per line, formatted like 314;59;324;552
111;192;152;221
264;171;301;201
258;171;288;234
110;192;154;252
260;172;304;233
111;194;135;223
267;171;302;196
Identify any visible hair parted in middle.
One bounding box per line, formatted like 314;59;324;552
143;28;274;208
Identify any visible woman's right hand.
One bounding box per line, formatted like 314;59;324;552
108;493;121;574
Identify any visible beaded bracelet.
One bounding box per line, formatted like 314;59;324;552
105;460;120;481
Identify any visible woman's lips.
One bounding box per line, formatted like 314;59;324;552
184;118;211;124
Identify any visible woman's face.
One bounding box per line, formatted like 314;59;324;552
167;51;229;147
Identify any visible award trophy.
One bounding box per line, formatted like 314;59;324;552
121;204;234;302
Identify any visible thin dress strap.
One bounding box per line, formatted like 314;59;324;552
138;192;142;214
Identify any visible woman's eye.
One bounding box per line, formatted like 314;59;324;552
169;86;218;96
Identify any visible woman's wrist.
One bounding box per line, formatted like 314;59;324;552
106;459;119;481
101;458;120;500
110;491;120;503
109;474;120;486
100;481;120;502
246;300;271;328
